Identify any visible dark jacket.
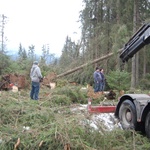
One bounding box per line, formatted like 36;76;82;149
93;71;102;82
100;72;105;83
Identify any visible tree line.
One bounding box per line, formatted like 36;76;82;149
0;0;150;90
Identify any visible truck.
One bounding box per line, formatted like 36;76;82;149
115;23;150;138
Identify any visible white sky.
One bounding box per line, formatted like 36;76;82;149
0;0;83;57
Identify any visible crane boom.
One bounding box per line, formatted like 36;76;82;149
120;23;150;62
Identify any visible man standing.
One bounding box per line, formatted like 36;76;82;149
93;67;102;92
30;61;43;100
99;68;105;92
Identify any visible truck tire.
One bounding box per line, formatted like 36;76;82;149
119;100;137;130
145;111;150;138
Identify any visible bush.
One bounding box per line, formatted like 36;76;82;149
106;70;130;91
139;74;150;90
52;86;87;104
51;95;72;105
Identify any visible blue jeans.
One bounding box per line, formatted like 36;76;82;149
100;82;105;91
94;82;100;92
30;81;40;100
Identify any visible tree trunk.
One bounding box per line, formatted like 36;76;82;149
131;55;136;89
143;47;146;78
135;0;140;87
57;50;121;78
131;0;138;89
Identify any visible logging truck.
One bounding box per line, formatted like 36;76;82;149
115;23;150;138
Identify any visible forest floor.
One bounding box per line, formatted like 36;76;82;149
0;85;150;150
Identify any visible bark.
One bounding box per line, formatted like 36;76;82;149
135;0;140;86
143;47;146;77
131;0;138;89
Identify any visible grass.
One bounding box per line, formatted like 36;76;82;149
0;86;150;150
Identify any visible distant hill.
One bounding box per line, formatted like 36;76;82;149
6;49;18;60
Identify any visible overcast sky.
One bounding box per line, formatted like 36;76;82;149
0;0;83;57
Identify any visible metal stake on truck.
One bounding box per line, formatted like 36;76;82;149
115;23;150;138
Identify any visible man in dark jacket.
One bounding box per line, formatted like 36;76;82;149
99;68;105;92
30;61;43;100
93;67;102;92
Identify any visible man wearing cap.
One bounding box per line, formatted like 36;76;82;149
30;61;43;100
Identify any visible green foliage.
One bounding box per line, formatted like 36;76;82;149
79;65;94;85
5;61;24;74
1;87;150;149
58;36;82;75
51;95;72;105
52;85;87;104
0;53;11;75
56;79;68;88
66;65;94;86
28;45;35;60
139;74;150;90
18;43;27;61
0;101;149;149
6;59;32;76
106;70;130;91
111;24;129;51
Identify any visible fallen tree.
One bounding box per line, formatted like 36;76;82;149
57;50;121;78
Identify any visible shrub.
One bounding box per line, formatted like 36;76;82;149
51;95;72;105
106;70;130;91
52;86;87;104
139;74;150;90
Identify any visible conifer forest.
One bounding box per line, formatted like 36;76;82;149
1;0;150;149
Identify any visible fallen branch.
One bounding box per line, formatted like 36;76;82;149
14;138;20;150
39;140;43;147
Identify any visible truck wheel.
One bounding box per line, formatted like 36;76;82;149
145;111;150;138
119;100;137;130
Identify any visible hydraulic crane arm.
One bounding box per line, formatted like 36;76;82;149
120;23;150;62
